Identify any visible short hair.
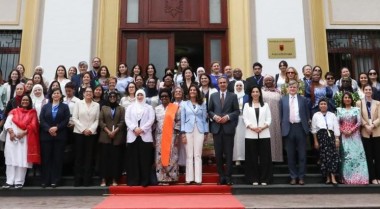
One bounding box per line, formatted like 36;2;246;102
65;82;76;89
279;60;288;68
159;88;172;101
49;87;64;103
324;71;335;79
302;64;312;73
78;61;88;67
288;80;299;87
252;62;262;69
108;76;117;84
200;74;213;88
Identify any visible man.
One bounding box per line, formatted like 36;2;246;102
223;65;234;82
103;77;120;102
71;61;88;89
227;68;246;92
208;77;240;185
280;80;310;185
89;57;101;79
245;62;264;94
302;65;312;87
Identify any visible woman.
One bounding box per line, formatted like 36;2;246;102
199;74;218;108
32;73;48;95
233;81;248;166
336;67;358;91
30;84;47;120
130;64;142;79
275;60;288;91
180;84;208;184
116;63;133;97
98;92;125;186
3;83;25;121
0;69;6;126
39;88;70;188
159;74;174;91
144;64;160;89
333;77;360;108
95;65;110;91
312;98;340;185
103;77;120;102
195;67;206;83
306;70;333;116
174;57;189;86
356;84;380;184
72;86;100;186
33;65;50;88
2;95;40;189
24;80;34;96
76;72;92;100
93;85;106;109
262;75;283;162
368;69;380;92
209;62;223;90
280;67;305;96
120;82;137;110
337;92;369;184
312;66;326;85
3;69;22;103
155;88;181;185
325;72;339;96
173;87;186;168
135;75;145;90
358;72;380;100
125;89;155;186
243;86;272;186
180;67;198;99
67;66;78;80
145;78;160;108
16;64;27;83
51;65;71;96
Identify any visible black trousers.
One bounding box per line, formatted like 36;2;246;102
126;137;153;186
245;138;273;184
213;128;234;182
362;136;380;181
40;139;66;185
99;143;123;182
74;133;96;186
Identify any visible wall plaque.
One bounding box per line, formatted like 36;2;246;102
268;38;296;59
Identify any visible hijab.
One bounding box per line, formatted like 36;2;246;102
15;83;25;107
145;83;158;97
30;84;45;104
107;91;119;109
234;80;245;99
135;89;146;120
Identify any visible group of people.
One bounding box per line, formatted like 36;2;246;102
0;56;379;189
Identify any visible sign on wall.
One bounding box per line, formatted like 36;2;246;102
267;38;296;59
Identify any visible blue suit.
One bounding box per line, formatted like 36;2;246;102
180;101;208;134
280;94;310;181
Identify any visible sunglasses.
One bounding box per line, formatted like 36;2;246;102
287;72;295;74
326;77;335;80
369;72;377;75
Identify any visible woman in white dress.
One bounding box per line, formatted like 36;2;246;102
233;81;248;165
2;95;40;189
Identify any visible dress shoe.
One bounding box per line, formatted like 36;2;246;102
372;179;379;185
195;182;202;185
2;183;12;189
14;184;23;189
252;182;259;186
261;182;267;186
226;180;233;185
218;177;226;185
185;181;192;185
290;179;297;185
299;179;305;185
51;184;57;188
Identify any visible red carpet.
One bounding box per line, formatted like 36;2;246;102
93;194;245;209
109;185;231;194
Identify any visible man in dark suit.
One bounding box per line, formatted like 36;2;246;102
280;80;310;185
245;62;264;94
208;76;240;185
71;61;88;89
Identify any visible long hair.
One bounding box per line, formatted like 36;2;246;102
54;65;68;80
200;74;213;88
48;87;64;103
144;64;158;81
98;65;111;78
248;85;264;107
285;67;299;83
182;67;195;83
341;92;355;108
7;69;21;84
188;84;203;105
117;63;128;77
358;72;372;89
130;64;142;78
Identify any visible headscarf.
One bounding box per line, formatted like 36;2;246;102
135;89;146;120
196;67;205;82
262;75;280;93
145;81;158;97
234;80;245;99
107;91;119;109
14;83;25;107
30;84;45;104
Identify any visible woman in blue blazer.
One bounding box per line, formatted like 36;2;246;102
39;88;70;188
180;84;208;184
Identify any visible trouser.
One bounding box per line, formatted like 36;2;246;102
6;165;27;185
99;143;123;181
74;133;96;186
285;123;307;180
126;137;153;186
185;125;204;183
40;139;66;185
213;128;234;181
362;136;380;181
245;138;272;183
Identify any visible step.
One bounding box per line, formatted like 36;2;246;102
0;186;107;196
232;174;324;185
109;184;231;194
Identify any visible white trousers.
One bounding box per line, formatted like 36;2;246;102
6;165;27;185
185;125;204;183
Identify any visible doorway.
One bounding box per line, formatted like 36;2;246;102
174;32;204;71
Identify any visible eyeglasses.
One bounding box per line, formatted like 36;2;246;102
326;77;335;80
287;72;295;74
369;72;377;75
160;95;169;98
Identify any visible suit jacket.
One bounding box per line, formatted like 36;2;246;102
356;99;380;137
280;94;310;136
180;101;209;133
208;91;240;134
72;100;100;134
242;102;271;139
125;103;155;143
245;75;263;94
180;81;199;98
98;105;126;145
71;74;82;90
39;102;70;141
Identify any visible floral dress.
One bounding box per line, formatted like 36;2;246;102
337;107;369;184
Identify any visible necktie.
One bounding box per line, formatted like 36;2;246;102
289;96;296;123
367;101;371;119
221;92;225;108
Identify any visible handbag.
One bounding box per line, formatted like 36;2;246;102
0;129;7;142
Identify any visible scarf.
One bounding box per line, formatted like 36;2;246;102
234;81;245;100
107;92;119;109
160;103;179;167
135;89;146;120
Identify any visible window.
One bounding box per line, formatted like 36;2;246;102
0;30;22;78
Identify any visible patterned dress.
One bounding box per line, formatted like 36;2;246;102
154;104;181;183
337;107;369;184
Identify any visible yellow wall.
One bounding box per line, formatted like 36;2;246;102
227;0;252;79
96;0;120;76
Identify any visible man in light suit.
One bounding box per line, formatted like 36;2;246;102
280;80;310;185
209;77;240;185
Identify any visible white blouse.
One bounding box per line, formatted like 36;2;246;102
311;111;340;137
